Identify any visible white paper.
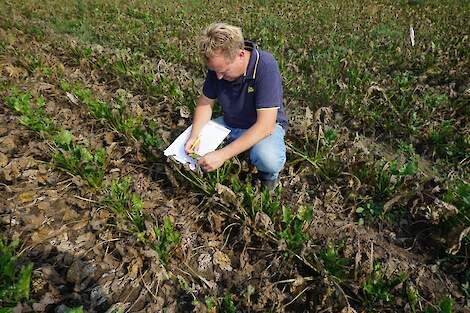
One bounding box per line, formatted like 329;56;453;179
164;121;231;170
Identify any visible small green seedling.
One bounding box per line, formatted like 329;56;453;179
0;237;33;307
153;216;181;264
423;296;454;313
361;263;407;307
222;293;237;313
5;90;55;133
103;177;144;232
276;205;313;253
407;285;419;313
53;130;106;188
319;242;351;279
205;296;217;311
64;307;84;313
189;153;201;161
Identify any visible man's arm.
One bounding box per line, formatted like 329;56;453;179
185;95;215;154
198;108;278;171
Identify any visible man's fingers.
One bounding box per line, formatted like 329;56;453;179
198;157;213;172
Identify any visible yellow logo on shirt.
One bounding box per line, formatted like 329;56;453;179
248;86;255;93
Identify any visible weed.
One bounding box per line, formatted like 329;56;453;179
369;23;402;50
207;159;238;190
443;180;470;250
423;296;454;313
0;41;6;54
222;293;236;313
276;205;313;253
72;87;112;120
232;179;282;218
407;285;419;313
428;119;467;159
373;158;418;201
356;201;384;225
64;307;84;313
131;119;164;155
319;242;350;279
204;296;217;311
70;85;163;156
254;187;282;217
153;216;181;264
53;130;106;188
0;237;33;307
173;158;239;196
103;177;144;232
289;127;339;180
446;181;470;220
361;263;407;308
4;90;55;133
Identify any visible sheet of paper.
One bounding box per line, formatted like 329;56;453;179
164;121;231;170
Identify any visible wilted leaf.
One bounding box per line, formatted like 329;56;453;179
179;106;191;118
66;92;79;105
255;212;273;231
18;191;37;203
340;307;357;313
215;183;238;207
198;253;212;271
4;64;25;78
383;194;408;213
447;226;470;255
210;212;225;233
213;250;232;271
0;152;8;167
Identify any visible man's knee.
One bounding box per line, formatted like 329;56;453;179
250;139;286;174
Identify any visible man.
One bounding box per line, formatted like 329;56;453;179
184;22;288;190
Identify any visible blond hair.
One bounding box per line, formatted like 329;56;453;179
198;22;244;63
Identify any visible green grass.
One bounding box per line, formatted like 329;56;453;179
4;89;55;133
4;0;468;164
319;242;351;280
53;130;107;188
103;177;145;232
276;205;313;253
0;238;33;308
361;263;407;310
64;82;164;157
153;216;181;264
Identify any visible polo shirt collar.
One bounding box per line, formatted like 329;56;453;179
244;41;260;81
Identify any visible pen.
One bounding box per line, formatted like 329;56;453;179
190;137;200;151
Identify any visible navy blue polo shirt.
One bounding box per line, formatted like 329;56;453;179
202;41;288;131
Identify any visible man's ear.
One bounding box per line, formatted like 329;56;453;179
238;49;245;58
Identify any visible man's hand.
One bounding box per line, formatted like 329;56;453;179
185;136;200;154
198;150;227;172
185;95;215;154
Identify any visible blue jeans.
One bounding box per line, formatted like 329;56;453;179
213;116;286;181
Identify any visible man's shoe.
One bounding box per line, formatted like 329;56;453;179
261;177;280;193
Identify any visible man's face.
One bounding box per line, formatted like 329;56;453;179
207;50;245;81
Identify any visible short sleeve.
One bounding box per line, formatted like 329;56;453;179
202;70;218;99
254;54;283;109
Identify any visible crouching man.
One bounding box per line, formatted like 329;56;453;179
184;22;288;191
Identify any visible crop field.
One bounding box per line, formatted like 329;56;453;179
0;0;469;312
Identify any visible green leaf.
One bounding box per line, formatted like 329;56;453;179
283;206;293;225
64;307;84;313
223;293;236;313
79;147;93;162
54;130;73;148
299;205;313;222
14;263;33;300
438;296;453;313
